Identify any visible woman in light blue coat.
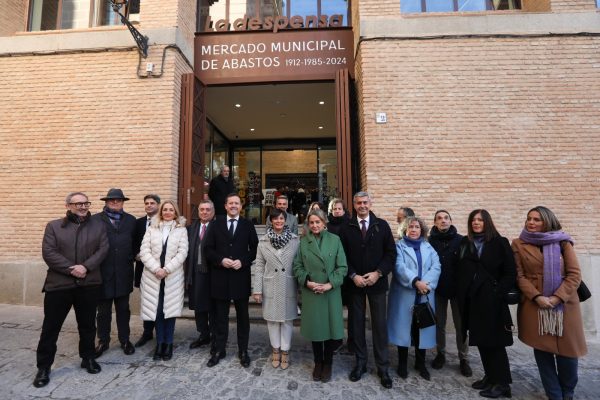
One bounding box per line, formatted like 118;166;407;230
388;216;441;381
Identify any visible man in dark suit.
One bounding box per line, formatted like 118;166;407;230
132;194;160;347
204;193;258;368
339;191;396;389
186;199;216;350
93;188;137;358
208;165;234;216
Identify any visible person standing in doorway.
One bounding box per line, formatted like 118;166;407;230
34;192;109;388
187;200;216;352
339;191;396;388
93;188;137;358
132;194;160;348
428;210;472;377
204;193;259;368
208;166;235;216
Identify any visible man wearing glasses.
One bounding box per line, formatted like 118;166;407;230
34;192;109;388
93;188;137;358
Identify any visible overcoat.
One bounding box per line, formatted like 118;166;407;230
133;216;150;288
204;215;259;300
293;230;347;341
428;225;463;299
186;219;213;312
456;235;516;347
92;211;137;299
208;175;235;215
139;217;188;321
388;239;441;348
512;239;587;358
253;234;300;322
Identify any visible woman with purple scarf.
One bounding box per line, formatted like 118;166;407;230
512;206;587;400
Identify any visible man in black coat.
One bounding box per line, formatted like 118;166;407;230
33;192;109;388
204;193;258;368
428;210;472;377
92;188;137;357
132;194;160;347
208;165;234;216
339;191;396;389
186;199;216;350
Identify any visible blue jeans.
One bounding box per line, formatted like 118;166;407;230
534;349;578;400
155;280;176;344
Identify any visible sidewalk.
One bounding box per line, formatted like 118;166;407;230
1;303;599;400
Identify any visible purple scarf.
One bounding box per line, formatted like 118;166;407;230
519;229;573;336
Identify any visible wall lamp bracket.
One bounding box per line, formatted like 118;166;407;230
111;0;149;58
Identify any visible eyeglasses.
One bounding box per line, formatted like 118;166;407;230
69;202;91;208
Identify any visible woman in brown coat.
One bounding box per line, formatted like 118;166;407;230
512;206;587;400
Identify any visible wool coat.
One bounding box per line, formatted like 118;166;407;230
186;219;213;312
139;217;188;321
204;215;259;300
428;225;463;299
208;175;235;215
92;211;137;299
512;239;587;358
41;213;109;292
133;215;151;288
456;236;515;347
388;239;441;349
293;230;347;341
252;234;300;322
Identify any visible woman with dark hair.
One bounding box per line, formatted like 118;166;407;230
512;206;586;400
293;209;347;383
252;208;300;370
388;216;441;380
456;209;516;398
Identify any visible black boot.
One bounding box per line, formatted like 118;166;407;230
480;383;511;398
397;347;408;379
415;349;431;381
162;344;173;361
153;343;164;361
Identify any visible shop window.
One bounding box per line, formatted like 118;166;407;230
28;0;137;31
401;0;521;13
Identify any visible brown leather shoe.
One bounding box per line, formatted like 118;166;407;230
312;362;323;381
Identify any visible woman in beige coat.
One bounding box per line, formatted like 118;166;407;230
140;200;188;361
253;208;299;370
512;206;587;400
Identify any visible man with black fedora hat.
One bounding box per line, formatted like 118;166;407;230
93;188;137;358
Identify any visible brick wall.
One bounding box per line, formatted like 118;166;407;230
551;0;597;11
0;0;27;36
356;36;600;250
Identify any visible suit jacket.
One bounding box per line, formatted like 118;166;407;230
186;219;214;311
205;215;259;300
133;215;151;288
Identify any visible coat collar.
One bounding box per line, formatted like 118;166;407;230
515;238;544;264
348;211;380;229
304;232;326;262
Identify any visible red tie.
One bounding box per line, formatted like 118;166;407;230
200;224;206;240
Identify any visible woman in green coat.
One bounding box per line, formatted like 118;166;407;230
293;209;348;383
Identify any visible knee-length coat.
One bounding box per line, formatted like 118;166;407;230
512;239;587;358
139;217;188;321
252;234;300;322
456;236;515;347
388;239;441;349
293;230;347;341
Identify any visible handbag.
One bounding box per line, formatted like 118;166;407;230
577;280;591;302
412;294;436;329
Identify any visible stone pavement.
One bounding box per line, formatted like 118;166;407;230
1;304;599;400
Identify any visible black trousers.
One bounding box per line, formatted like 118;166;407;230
194;300;216;340
213;298;249;353
478;345;512;385
312;339;341;364
351;290;389;371
96;294;131;344
36;286;100;368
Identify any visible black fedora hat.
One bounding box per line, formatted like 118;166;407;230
100;188;130;201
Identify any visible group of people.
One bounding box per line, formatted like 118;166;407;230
33;183;587;400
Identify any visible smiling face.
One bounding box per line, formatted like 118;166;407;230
271;214;286;233
353;196;371;219
66;194;90;217
308;215;325;235
471;213;484;234
161;203;176;221
406;220;422;240
275;198;288;211
225;195;241;218
526;210;544;233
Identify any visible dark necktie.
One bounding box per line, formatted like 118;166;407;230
200;224;207;241
229;219;235;238
361;219;367;239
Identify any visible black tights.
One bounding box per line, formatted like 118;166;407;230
312;339;341;364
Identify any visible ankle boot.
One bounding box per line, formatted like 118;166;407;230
162;344;173;361
415;349;431;380
153;343;164;361
397;347;408;379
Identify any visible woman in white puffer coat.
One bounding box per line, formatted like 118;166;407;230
140;200;188;361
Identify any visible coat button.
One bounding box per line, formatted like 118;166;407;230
282;268;285;272
275;269;278;272
322;269;326;273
